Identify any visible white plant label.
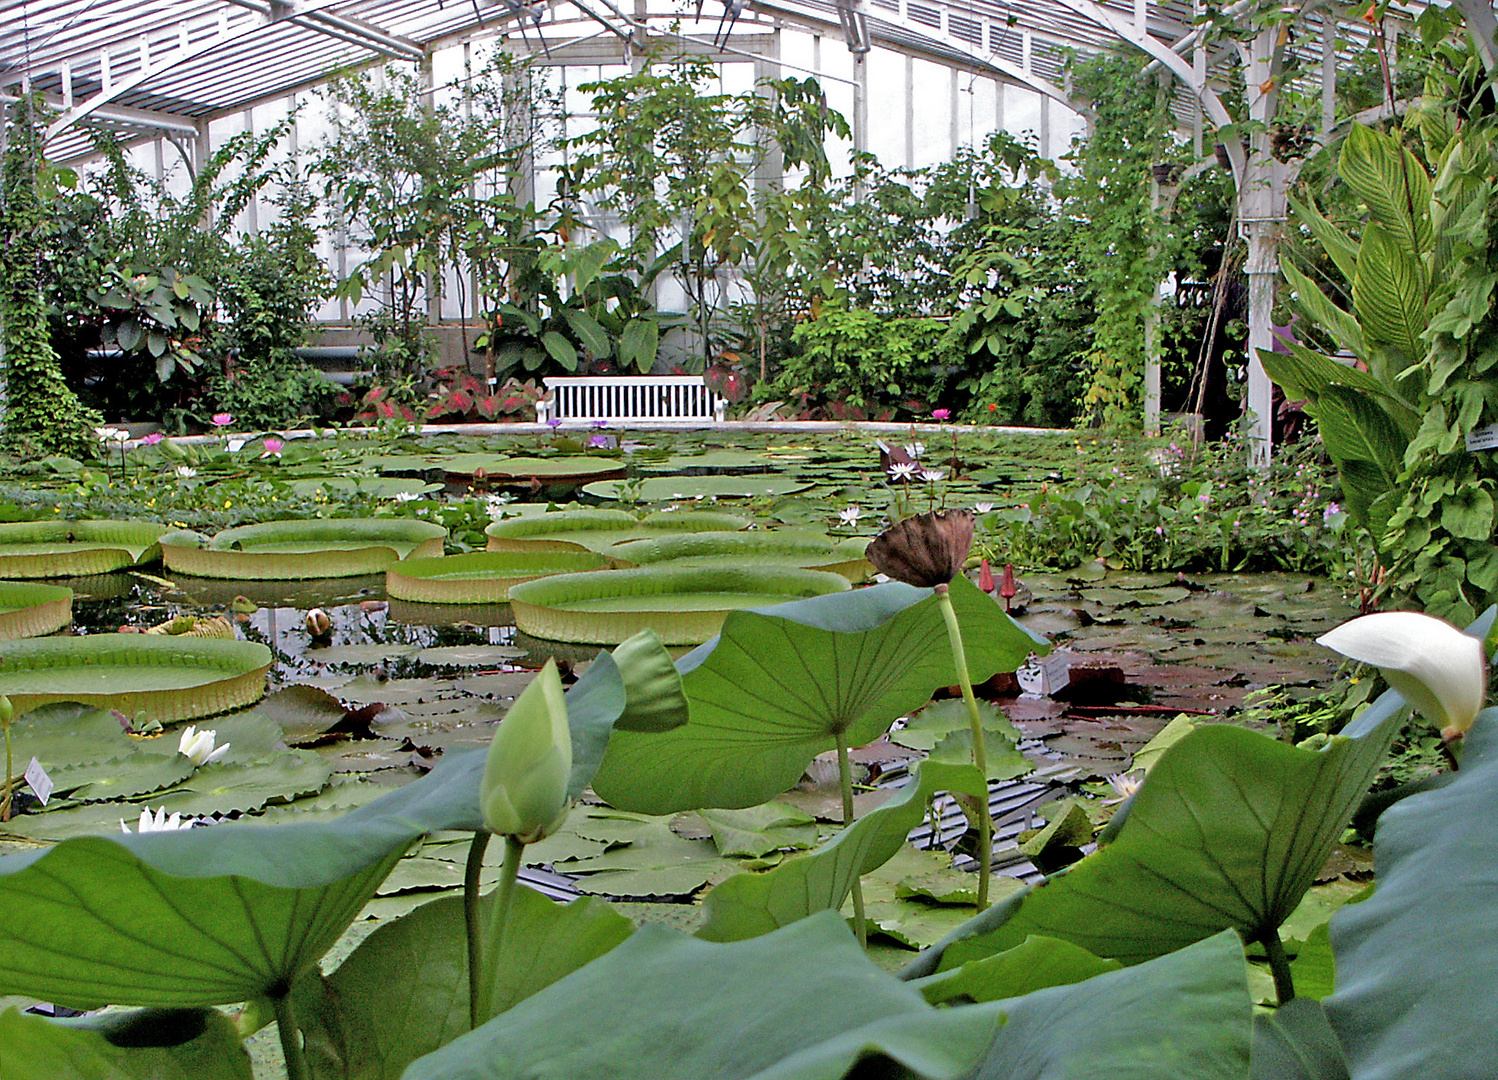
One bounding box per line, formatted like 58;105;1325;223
24;757;53;806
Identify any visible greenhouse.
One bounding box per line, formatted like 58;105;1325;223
0;0;1497;1078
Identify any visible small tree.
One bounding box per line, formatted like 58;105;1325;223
0;96;101;460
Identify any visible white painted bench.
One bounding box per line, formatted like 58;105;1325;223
535;375;727;426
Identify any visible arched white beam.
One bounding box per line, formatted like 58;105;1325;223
744;0;1074;111
44;0;415;143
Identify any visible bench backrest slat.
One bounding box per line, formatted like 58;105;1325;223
537;375;725;425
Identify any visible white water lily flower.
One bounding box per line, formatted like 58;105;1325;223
838;505;862;526
921;469;946;483
888;462;917;482
1105;773;1142;803
174;465;197;479
974;502;995;514
178;725;231;767
393;490;420;503
1317;611;1488;740
122;807;191;833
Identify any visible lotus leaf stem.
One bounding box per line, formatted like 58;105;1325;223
1;725;11;822
1262;930;1295;1005
272;990;311;1080
464;829;492;1029
935;584;991;911
475;834;525;1024
834;728;867;947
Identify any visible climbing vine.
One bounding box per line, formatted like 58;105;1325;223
1060;53;1183;428
0;96;101;460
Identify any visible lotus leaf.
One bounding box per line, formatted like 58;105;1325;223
387;550;614;604
0;1006;253;1080
591;574;1045;814
161;519;447;579
0;636;272;724
0;520;166;577
508;566;851;645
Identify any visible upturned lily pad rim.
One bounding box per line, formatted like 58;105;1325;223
0;635;273;722
509;565;851;645
189;518;449;551
160;519;448;579
486;509;752;553
386;550;618;603
0;582;72;640
0;520;167;577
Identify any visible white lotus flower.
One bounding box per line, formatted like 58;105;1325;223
178;725;230;767
1317;611;1488;741
121;807;191;833
838;505;862;526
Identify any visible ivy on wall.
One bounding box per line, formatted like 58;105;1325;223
0;96;101;461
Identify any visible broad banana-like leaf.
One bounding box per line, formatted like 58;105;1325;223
1339;124;1432;257
1287;192;1361;284
1352;223;1430;374
696;760;986;942
591;574;1046;814
1280;260;1368;360
1314;385;1408;532
1325;705;1498;1080
899;688;1409;970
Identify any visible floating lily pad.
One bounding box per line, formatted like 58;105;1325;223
582;475;813;501
0;636;272;724
0;582;72;639
606;530;872;582
160;520;448;580
0;521;166;578
485;509;750;554
508;566;851;645
386;550;614;604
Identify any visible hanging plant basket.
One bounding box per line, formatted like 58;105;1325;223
160;519;448;580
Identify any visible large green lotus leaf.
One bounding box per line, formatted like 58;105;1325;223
509;565;850;646
0;635;272;724
969;930;1252;1080
696;760;986;942
914;934;1121;1005
291;885;632;1080
591;575;1046;814
0;519;166;577
1251;999;1349;1080
699;802;819;858
581;474;812;501
400;911;1003;1080
0;1006;252;1080
1324;706;1498;1080
560;816;735;898
910;687;1409;970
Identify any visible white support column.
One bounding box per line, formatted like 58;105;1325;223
242;109;258;233
1322;16;1336;134
852;50;868;195
1240;26;1284;468
949;66;960;160
904;53;915;167
418;52;441;328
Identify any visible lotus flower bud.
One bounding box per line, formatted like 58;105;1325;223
0;695;12;726
867;509;975;589
481;660;572;843
1317;611;1488;741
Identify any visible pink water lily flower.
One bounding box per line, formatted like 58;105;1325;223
932;408;951;420
141;432;163;446
211;413;232;427
261;437;285;457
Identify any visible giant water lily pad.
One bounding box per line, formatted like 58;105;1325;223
581;474;813;501
508;566;851;646
0;581;72;639
485;509;750;554
0;520;166;577
0;636;273;723
608;530;873;582
160;519;448;579
386;550;614;604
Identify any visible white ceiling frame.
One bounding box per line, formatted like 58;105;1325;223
42;0;401;141
224;0;425;59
